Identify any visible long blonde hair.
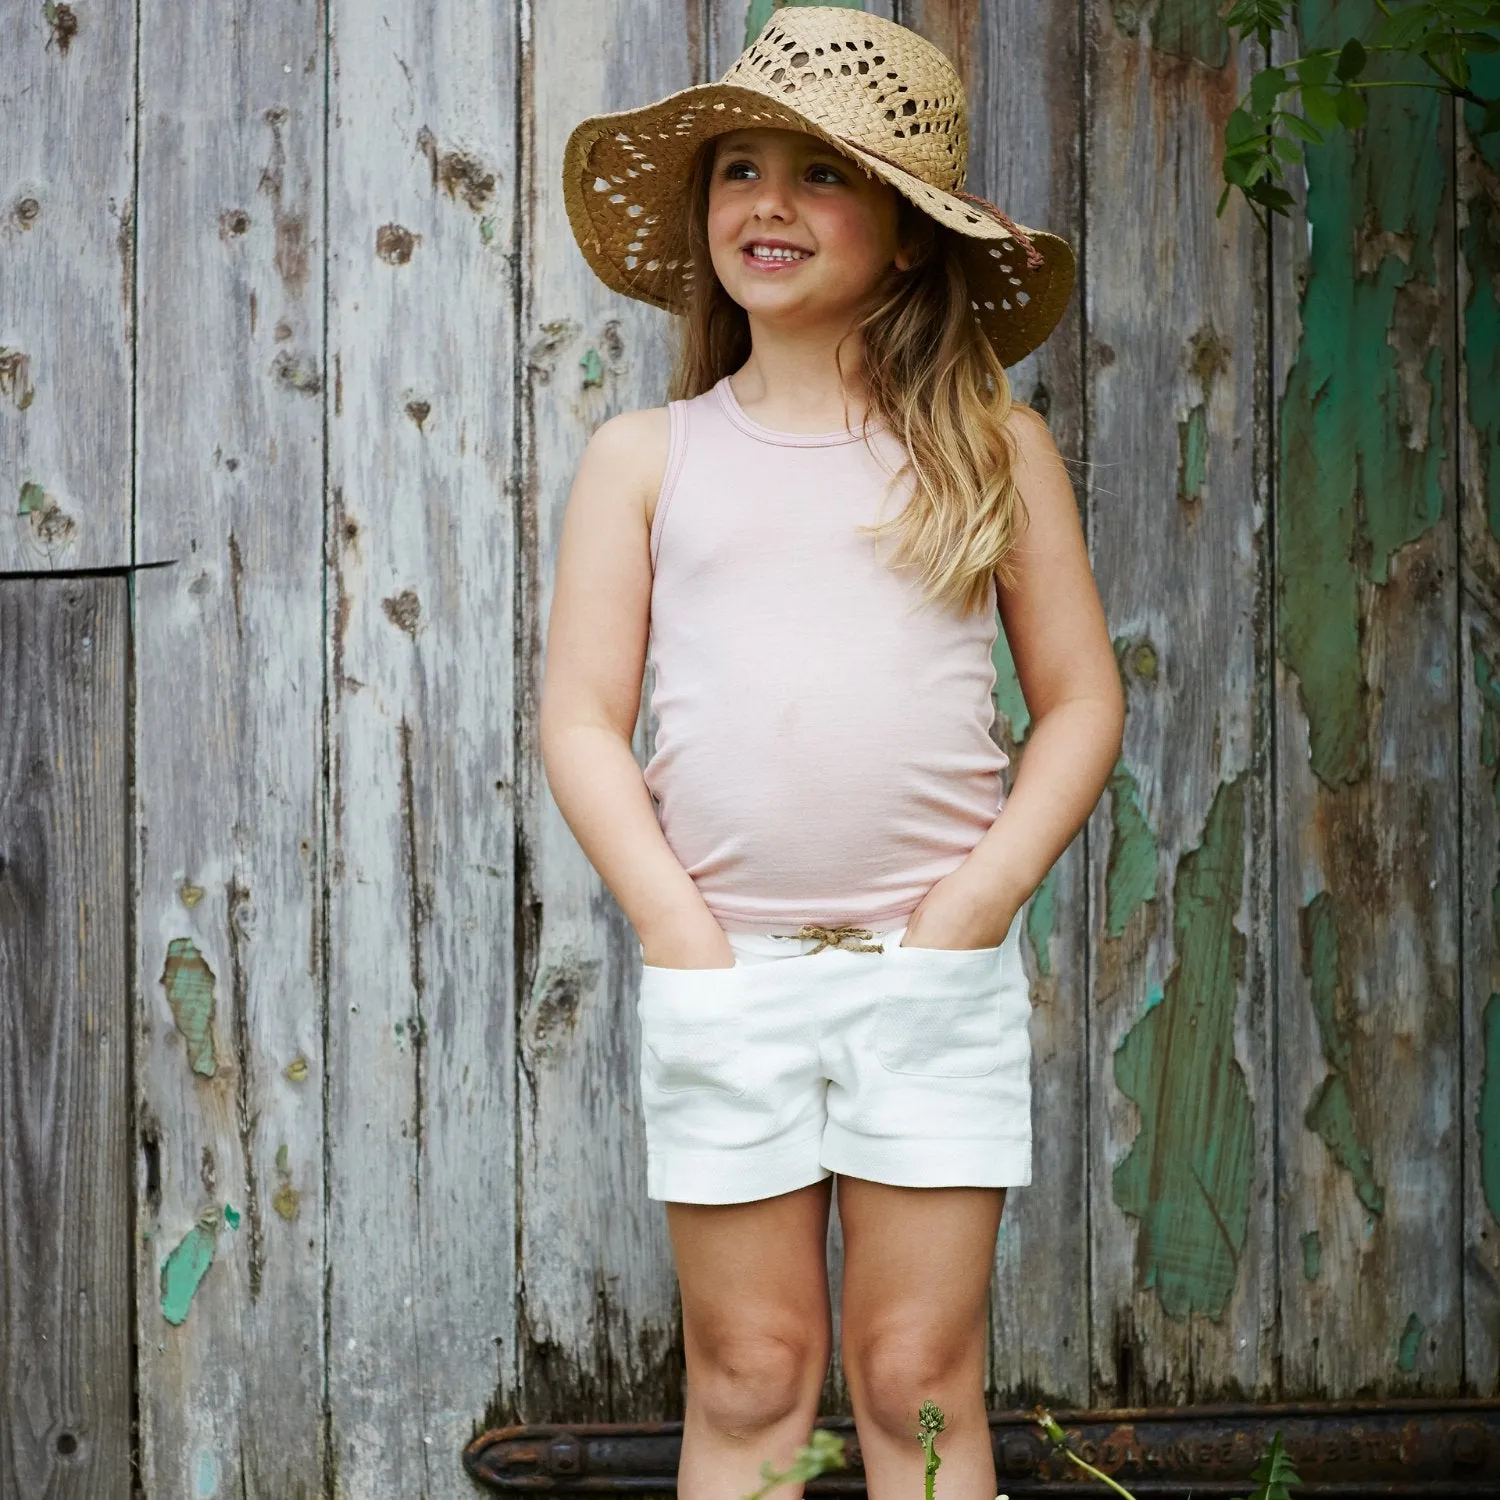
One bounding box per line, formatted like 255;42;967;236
663;136;1029;620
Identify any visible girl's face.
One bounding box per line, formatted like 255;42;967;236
705;127;909;328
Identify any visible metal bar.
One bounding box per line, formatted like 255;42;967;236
462;1399;1500;1494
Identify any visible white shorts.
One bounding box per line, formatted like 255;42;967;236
635;906;1032;1204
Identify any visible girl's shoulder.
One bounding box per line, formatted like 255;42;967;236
580;403;673;534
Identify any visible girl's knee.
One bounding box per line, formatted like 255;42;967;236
844;1328;984;1437
687;1326;829;1437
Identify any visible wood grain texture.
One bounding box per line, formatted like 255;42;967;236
0;579;131;1496
132;0;329;1493
1084;0;1276;1405
0;3;135;570
1272;0;1461;1398
1460;52;1500;1396
323;0;520;1492
516;0;710;1428
902;0;1091;1409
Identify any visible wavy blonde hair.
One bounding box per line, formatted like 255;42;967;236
662;135;1029;620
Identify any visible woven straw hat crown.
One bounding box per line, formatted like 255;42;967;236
562;6;1075;367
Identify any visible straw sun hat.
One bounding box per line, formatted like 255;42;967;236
562;6;1075;368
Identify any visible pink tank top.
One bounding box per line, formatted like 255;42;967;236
642;374;1011;935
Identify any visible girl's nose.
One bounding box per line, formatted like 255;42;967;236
752;175;795;220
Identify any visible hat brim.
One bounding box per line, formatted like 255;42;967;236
562;80;1075;368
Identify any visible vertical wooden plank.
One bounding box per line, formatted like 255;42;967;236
324;0;520;1489
902;0;1091;1409
1273;0;1460;1397
0;2;134;569
517;0;708;1425
0;580;131;1495
1461;52;1500;1397
1085;0;1276;1403
134;0;328;1491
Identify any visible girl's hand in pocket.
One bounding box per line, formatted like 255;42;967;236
637;909;736;969
903;871;1017;950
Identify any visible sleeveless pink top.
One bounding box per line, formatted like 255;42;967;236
642;374;1010;935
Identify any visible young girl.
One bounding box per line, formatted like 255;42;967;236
541;10;1123;1498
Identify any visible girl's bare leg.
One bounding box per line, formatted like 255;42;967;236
838;1177;1005;1500
666;1175;835;1499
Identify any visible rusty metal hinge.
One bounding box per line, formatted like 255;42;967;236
463;1398;1500;1494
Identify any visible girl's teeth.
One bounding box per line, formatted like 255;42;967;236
751;247;810;260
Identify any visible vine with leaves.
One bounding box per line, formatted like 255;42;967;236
1220;0;1500;223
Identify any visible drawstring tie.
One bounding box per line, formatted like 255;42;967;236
772;924;885;955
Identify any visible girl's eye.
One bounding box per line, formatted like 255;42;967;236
719;159;845;184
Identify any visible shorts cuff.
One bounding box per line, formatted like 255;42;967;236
647;1130;831;1204
819;1121;1032;1189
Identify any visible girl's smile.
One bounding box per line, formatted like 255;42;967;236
742;239;816;272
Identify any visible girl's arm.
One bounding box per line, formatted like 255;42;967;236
539;408;737;969
908;405;1126;949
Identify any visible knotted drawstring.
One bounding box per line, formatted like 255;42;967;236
771;924;886;955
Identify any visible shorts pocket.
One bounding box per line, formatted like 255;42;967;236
638;962;748;1097
875;943;1006;1078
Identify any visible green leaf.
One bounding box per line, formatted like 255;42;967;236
1250;64;1289;115
1301;82;1340;130
1295;50;1334;88
1279;109;1326;143
1335;36;1367;79
1226;0;1291;51
1245;1431;1301;1500
1249;180;1295;216
1270;132;1303;161
1460;31;1500;51
1375;8;1435;48
1225;105;1263;145
1335;83;1368;128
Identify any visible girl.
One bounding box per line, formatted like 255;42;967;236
541;9;1123;1498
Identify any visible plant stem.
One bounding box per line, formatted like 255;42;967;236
1055;1447;1141;1500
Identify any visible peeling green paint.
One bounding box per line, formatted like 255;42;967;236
1112;774;1252;1320
223;1202;240;1230
1106;760;1158;938
161;1208;220;1325
1462;60;1500;541
1301;1228;1322;1281
1177;405;1208;507
195;1449;219;1497
1480;994;1500;1223
1277;0;1447;789
160;938;218;1076
745;0;865;49
1025;867;1057;980
1152;0;1229;67
579;348;603;389
1306;1074;1384;1213
1475;640;1500;945
1397;1311;1425;1372
1477;642;1500;814
1300;890;1385;1214
18;480;46;514
993;623;1030;740
1111;0;1147;39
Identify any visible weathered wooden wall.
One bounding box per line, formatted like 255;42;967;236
2;0;1496;1494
